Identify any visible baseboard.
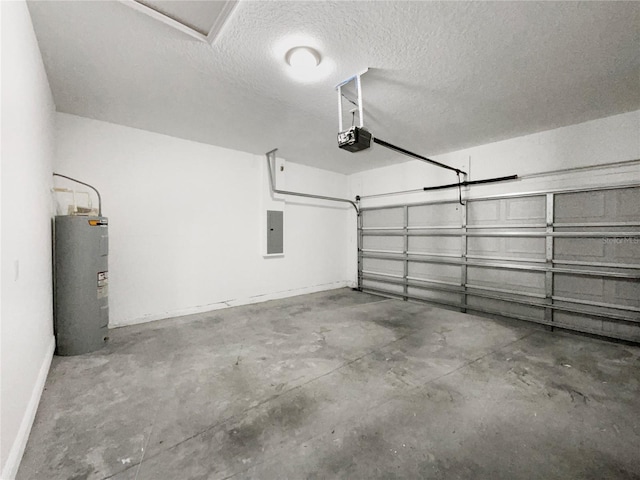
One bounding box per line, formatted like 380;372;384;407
111;281;352;328
1;335;55;480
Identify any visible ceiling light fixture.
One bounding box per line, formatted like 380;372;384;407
285;46;321;68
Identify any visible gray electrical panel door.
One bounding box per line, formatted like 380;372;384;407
54;215;109;355
267;210;284;254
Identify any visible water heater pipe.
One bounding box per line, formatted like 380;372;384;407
53;173;102;216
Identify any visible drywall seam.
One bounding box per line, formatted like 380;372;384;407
1;336;55;480
109;280;355;328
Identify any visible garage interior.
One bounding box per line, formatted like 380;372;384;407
2;1;639;479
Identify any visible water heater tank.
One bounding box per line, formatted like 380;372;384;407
54;215;109;355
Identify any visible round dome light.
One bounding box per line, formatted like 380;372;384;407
285;46;321;68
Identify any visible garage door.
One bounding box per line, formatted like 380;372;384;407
359;185;640;342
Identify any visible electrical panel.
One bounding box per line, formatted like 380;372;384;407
267;210;283;255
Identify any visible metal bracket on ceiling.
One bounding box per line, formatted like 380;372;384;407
336;68;368;132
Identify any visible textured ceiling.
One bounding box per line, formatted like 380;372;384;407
27;1;640;174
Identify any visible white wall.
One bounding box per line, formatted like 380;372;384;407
348;110;640;277
0;2;56;478
54;113;354;327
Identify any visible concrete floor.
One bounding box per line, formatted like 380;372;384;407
17;289;640;480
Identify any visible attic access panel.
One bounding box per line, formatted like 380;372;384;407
131;0;238;42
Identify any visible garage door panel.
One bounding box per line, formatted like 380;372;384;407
554;274;639;308
468;196;545;226
505;237;546;256
362;258;404;277
408;262;460;284
555;187;640;223
409;236;461;256
552;299;635;321
555;191;605;221
362;208;404;228
617;188;640;218
408;204;460;227
554;312;604;335
362;280;404;295
363;236;404;252
614;279;640;308
467;237;503;256
408;287;460;306
467;200;500;225
467;296;545;320
555;235;640;264
467;266;545;295
614;238;640;262
555;237;605;259
466;235;547;259
554;274;604;302
553;312;640;342
600;319;640;342
505;197;546;221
